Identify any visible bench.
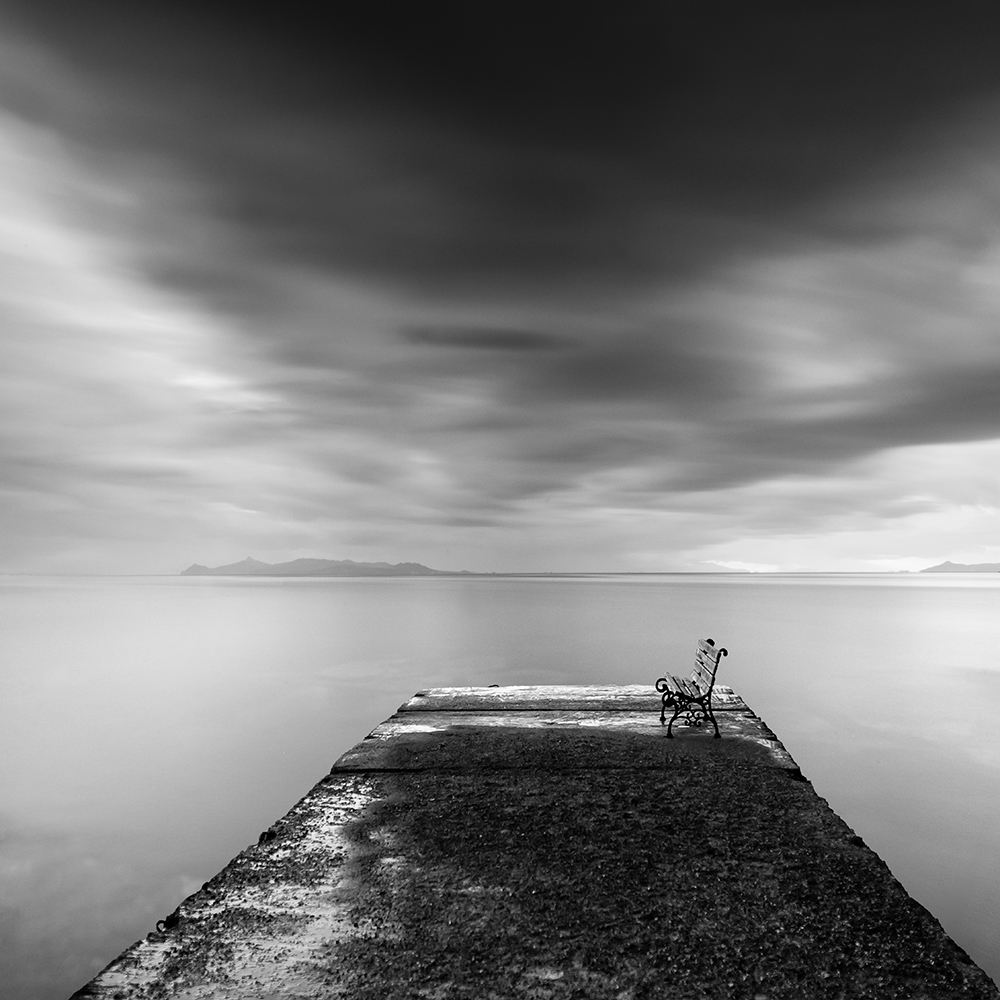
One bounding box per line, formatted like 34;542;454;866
655;638;729;738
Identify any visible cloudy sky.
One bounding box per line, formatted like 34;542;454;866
5;3;1000;573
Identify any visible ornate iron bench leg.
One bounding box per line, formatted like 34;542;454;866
704;699;721;738
657;679;672;727
665;698;684;738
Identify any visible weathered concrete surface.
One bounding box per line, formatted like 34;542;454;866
71;686;999;999
396;684;747;713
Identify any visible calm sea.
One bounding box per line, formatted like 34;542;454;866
2;573;999;996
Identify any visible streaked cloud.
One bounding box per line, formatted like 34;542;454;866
4;3;1000;571
403;326;568;352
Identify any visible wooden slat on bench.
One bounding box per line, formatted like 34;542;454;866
695;643;721;666
684;676;704;698
694;650;717;670
690;665;712;687
692;641;724;687
664;674;702;699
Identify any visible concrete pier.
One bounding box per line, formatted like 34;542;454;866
73;685;999;998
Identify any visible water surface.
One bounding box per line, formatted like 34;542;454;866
2;573;999;996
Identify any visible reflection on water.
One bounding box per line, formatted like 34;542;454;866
2;573;1000;995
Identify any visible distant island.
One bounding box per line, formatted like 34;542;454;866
181;556;468;577
921;561;1000;573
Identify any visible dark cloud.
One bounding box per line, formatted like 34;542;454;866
516;331;750;406
10;2;1000;306
403;326;568;351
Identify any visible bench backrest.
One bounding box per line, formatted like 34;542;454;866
690;638;727;693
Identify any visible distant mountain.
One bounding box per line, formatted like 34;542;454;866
921;561;1000;573
181;556;464;577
